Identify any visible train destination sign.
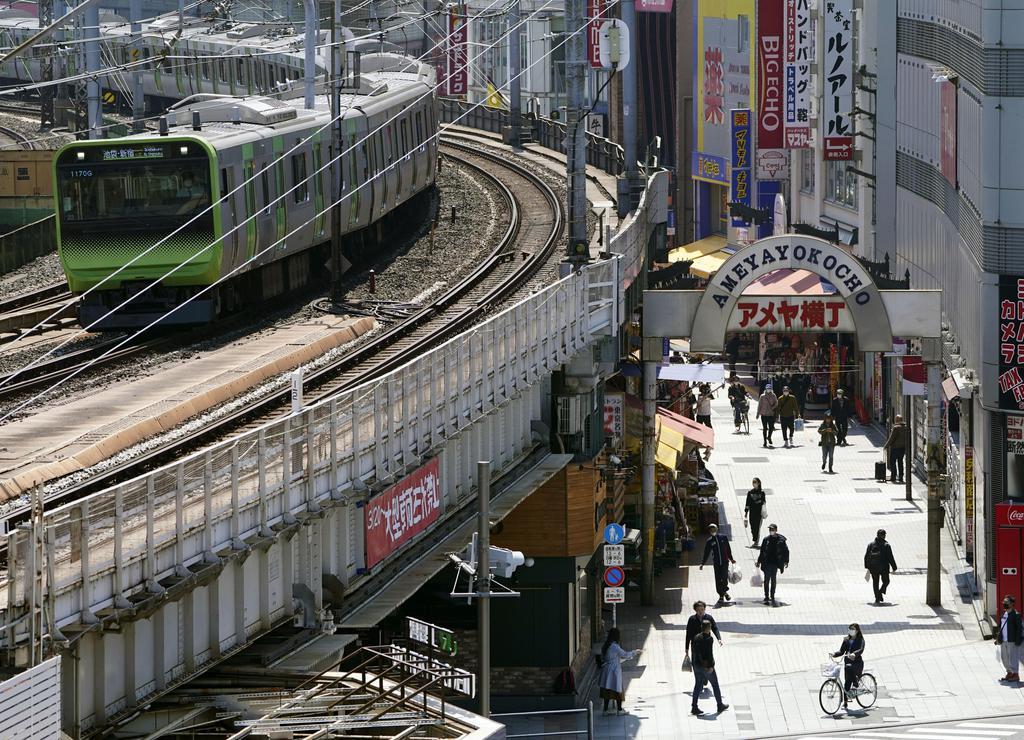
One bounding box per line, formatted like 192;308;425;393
101;145;165;161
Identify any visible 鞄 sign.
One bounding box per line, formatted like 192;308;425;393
822;0;854;160
728;296;853;333
784;0;813;148
998;275;1024;411
365;457;443;569
757;0;784;150
447;8;468;96
731;108;752;225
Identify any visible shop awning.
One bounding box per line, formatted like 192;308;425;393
744;268;838;295
689;250;732;279
655;409;715;469
658;363;725;383
667;234;727;264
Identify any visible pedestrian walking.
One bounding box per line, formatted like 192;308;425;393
819;411;838;473
755;524;789;606
997;596;1023;682
598;627;641;715
883;415;908;483
831;623;865;709
728;378;748;433
831;388;852;445
699;523;736;605
690;620;729;716
696;385;714;428
757;385;779;447
777;386;801;447
864;529;898;604
744;478;767;546
684;601;722;664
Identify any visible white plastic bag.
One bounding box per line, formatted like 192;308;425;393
864;569;871;582
750;571;763;587
682;654;692;671
728;564;743;584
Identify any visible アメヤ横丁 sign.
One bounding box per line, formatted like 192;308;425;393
728;296;853;333
365;457;442;569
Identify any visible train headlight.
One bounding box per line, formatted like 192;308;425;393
76;151;85;161
179;145;189;155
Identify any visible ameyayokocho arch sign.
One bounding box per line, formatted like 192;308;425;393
643;235;942;349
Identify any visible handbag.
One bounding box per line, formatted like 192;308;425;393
682;654;692;671
762;504;768;519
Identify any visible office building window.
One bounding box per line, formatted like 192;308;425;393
825;160;857;209
801;150;815;194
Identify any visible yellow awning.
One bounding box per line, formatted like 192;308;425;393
689;250;731;279
667;234;727;264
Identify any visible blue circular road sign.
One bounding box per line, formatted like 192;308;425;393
604;523;625;545
604;566;625;587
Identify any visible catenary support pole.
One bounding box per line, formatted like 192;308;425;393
565;0;588;263
130;0;144;131
641;337;659;605
617;0;638;217
303;0;318;109
924;341;943;606
84;0;101;138
905;395;912;502
330;0;344;301
477;460;491;717
506;0;522;147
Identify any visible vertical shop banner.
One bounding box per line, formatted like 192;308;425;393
587;0;605;68
964;445;975;553
757;0;784;150
730;108;752;226
900;355;925;396
999;275;1024;411
940;78;957;187
365;457;443;569
447;8;468;96
604;392;624;440
822;0;854;160
784;0;813;147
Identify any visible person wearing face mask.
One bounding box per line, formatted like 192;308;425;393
756;385;779;448
684;601;722;665
755;524;789;606
996;595;1023;682
831;624;865;709
777;386;801;448
830;388;852;446
743;478;767;547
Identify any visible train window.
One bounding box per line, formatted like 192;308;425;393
415;111;422;146
360;142;368;181
401;119;408;155
290;68;300;81
237;58;247;87
292;153;308;203
218;59;229;83
261;166;271;214
388;125;396;164
244;163;256;213
200;57;210;81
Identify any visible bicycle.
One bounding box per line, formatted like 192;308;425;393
818;654;877;715
732;398;750;434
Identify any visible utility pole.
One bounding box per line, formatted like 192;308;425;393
640;337;659;605
504;0;522;147
302;0;317;109
617;0;638;217
924;338;943;606
330;0;344;302
84;0;101;138
477;460;492;717
130;0;144;132
38;0;54;129
564;0;588;264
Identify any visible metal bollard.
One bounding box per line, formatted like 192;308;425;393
369;269;375;293
587;700;594;739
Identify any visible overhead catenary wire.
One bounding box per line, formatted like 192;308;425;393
0;0;548;365
0;0;621;419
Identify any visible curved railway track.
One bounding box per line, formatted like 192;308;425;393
0;137;565;524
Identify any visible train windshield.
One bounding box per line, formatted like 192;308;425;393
57;161;211;224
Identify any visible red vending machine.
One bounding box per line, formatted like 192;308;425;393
996;503;1024;604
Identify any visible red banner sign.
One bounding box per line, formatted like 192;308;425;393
447;8;468;96
587;0;605;68
365;457;443;569
757;0;784;150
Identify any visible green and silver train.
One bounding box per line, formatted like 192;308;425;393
54;55;438;329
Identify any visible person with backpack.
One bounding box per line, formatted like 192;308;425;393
699;523;737;605
884;415;908;483
598;627;641;715
755;524;789;606
864;529;898;604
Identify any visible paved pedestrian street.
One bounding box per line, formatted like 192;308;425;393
790;716;1024;739
589;392;1024;739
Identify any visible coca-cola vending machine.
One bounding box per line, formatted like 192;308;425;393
996;503;1024;604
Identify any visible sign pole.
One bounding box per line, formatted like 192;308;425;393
924;341;943;606
617;0;638;217
477;460;491;717
641;337;659;605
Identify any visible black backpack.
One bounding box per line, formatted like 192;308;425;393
553;667;576;694
866;541;884;570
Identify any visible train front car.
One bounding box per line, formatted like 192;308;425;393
54;138;222;329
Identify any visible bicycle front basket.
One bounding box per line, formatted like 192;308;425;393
820;663;841;679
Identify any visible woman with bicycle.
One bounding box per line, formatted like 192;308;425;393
832;623;865;709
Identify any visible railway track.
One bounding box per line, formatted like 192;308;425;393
0;137;565;523
0;281;76;344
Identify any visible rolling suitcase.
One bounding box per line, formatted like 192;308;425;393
874;460;888;482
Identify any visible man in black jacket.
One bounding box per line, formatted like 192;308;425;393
756;524;790;606
700;524;737;605
684;601;722;661
691;620;729;716
864;529;898;604
996;595;1023;682
830;388;852;445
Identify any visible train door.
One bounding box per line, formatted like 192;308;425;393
218;164;240;268
273;137;287;250
257;159;274;259
242;148;258;259
312;134;325;239
367;127;378;219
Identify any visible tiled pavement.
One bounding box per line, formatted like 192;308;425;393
584;392;1024;739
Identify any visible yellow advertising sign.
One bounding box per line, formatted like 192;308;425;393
695;0;755;160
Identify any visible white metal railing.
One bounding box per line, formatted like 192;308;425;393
3;267;606;630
